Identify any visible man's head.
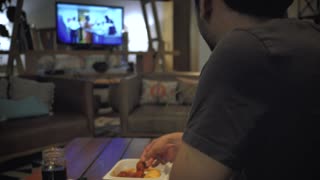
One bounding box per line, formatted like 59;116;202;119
194;0;293;49
227;0;293;18
195;0;293;18
85;15;90;21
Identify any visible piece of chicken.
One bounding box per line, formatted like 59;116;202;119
136;160;146;172
117;161;146;178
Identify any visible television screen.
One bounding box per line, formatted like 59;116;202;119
56;2;124;47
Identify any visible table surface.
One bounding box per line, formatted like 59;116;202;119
24;137;151;180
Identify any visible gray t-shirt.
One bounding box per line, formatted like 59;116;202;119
183;19;320;179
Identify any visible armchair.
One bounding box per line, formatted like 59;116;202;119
110;72;199;137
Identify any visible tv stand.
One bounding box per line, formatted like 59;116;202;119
71;45;118;51
71;45;105;50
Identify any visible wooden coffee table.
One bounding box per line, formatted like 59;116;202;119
24;137;151;180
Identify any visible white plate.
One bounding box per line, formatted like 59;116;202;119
103;159;172;180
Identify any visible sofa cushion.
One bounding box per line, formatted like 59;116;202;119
0;96;49;121
0;78;8;99
177;77;198;105
128;105;191;133
0;112;87;135
0;112;90;157
9;77;55;111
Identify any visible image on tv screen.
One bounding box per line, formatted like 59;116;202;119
56;2;123;46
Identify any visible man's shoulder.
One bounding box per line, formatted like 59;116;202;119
245;18;320;38
209;18;320;66
207;29;269;67
240;19;320;54
200;29;270;85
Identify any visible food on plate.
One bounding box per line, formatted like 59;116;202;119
117;168;144;178
136;160;146;172
116;168;161;178
116;160;161;178
144;169;161;178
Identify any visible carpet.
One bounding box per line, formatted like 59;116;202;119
0;152;42;180
94;116;121;137
94;116;120;128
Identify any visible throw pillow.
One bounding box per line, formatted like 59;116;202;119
140;79;159;104
0;96;49;121
9;77;55;111
0;78;8;99
157;81;179;105
177;77;198;105
140;79;179;105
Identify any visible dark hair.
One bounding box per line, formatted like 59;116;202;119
225;0;293;18
194;0;293;18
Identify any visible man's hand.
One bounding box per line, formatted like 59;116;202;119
140;132;183;167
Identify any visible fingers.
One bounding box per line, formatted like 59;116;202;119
140;135;179;167
140;140;157;162
146;144;176;167
145;158;154;167
151;159;161;167
147;156;166;167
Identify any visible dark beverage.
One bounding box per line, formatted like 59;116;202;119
42;165;67;180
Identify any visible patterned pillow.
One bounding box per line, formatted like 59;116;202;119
157;81;178;104
177;77;198;105
0;78;8;99
140;79;178;105
140;79;159;104
9;77;55;111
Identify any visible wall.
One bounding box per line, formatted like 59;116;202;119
288;0;318;18
288;0;299;17
22;0;173;69
190;0;212;72
190;0;199;72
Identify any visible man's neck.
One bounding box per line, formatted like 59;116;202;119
213;12;272;43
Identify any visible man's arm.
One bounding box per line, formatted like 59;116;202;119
169;141;233;180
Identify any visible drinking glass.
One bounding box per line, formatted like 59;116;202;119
41;147;67;180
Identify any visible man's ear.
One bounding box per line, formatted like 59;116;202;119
199;0;213;22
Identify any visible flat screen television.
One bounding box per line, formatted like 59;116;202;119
55;2;124;48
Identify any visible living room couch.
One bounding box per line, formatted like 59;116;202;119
110;72;200;137
0;75;95;162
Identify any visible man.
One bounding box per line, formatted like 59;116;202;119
69;17;80;43
104;15;117;35
83;15;93;43
141;0;320;179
